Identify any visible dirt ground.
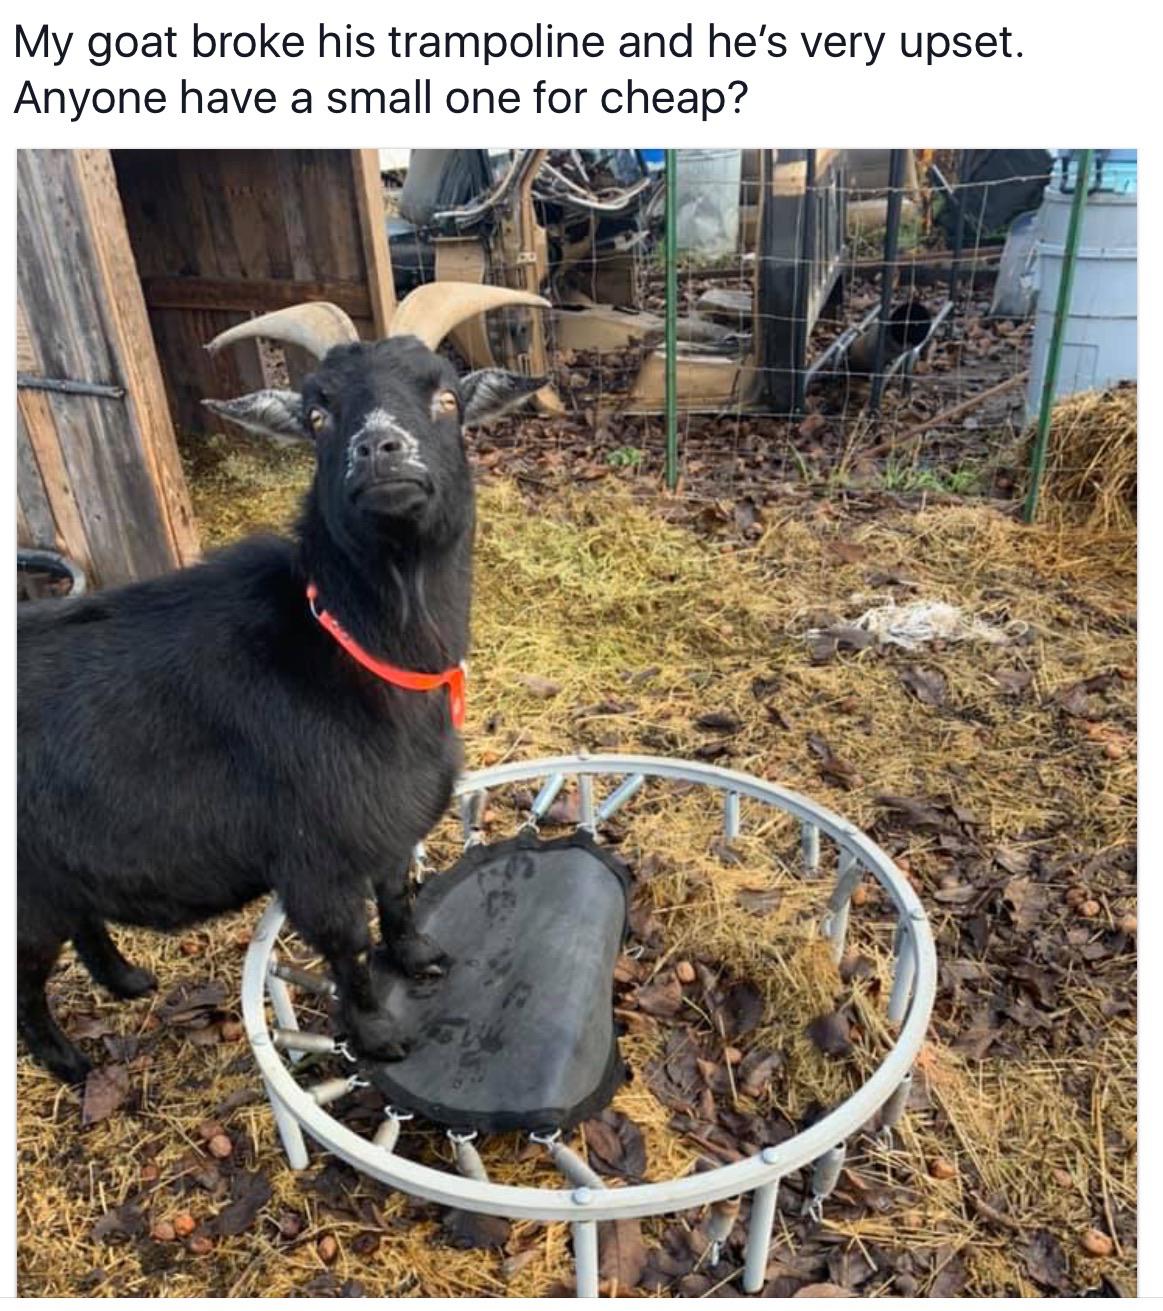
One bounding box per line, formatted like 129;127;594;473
16;407;1135;1296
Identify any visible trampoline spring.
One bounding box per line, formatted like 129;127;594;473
461;790;487;846
724;790;741;841
270;1027;339;1055
543;1139;604;1191
373;1115;402;1153
269;961;337;997
595;773;645;823
372;1107;413;1153
528;772;566;826
803;1142;846;1216
703;1195;740;1265
578;774;595;831
307;1075;362;1107
801;822;821;877
448;1131;490;1183
877;1071;913;1140
411;842;432;885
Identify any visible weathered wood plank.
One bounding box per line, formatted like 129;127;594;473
73;149;200;568
16;404;60;551
353;149;397;333
141;275;372;318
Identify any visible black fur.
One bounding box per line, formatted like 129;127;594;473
17;335;532;1084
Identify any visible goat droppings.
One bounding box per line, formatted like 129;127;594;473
1080;1229;1114;1258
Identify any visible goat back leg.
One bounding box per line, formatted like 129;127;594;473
375;857;449;979
18;937;91;1085
279;874;410;1062
73;920;157;999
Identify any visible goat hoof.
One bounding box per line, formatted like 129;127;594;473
108;966;157;1000
47;1050;93;1087
393;934;450;979
340;1003;412;1063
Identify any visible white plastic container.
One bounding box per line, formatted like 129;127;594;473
1025;177;1137;420
676;149;742;257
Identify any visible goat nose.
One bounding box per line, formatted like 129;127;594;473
376;434;402;456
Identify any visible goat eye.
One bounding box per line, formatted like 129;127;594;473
307;406;327;432
432;389;459;418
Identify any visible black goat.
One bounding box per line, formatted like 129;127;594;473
17;286;547;1084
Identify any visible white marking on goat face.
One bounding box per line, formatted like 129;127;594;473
345;408;425;480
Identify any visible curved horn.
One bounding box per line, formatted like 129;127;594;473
204;302;359;360
388;283;550;350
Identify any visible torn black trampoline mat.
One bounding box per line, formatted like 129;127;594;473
363;831;631;1134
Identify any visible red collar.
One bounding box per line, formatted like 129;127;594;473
306;583;466;729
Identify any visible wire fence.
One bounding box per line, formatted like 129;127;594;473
403;147;1133;513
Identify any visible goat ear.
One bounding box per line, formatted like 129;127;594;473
202;391;307;444
458;371;547;427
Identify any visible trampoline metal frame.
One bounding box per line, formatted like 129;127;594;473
242;753;936;1296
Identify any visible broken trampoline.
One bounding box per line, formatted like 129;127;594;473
242;754;936;1297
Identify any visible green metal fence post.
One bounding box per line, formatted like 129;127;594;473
665;149;679;491
1024;149;1092;524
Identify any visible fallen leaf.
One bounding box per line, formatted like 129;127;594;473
1003;876;1049;931
442;1210;510;1250
635;976;684;1018
91;1201;146;1243
582;1110;647;1180
826;539;866;565
520;674;561;699
806;1011;853;1057
735;885;782;916
807;735;864;790
993;668;1033;695
720;980;765;1038
1025;1229;1071;1292
794;1284;855;1297
901;665;947;708
213;1170;272;1238
157;980;227;1027
598;1218;648;1289
82;1064;130;1126
738;1049;783;1098
694;711;742;734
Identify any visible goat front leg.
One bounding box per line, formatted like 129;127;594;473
278;874;410;1062
373;854;449;978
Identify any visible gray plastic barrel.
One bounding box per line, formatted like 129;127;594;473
1025;175;1137;420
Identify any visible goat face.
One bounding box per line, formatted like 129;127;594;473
205;335;544;545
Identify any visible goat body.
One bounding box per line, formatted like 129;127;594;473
17;328;540;1084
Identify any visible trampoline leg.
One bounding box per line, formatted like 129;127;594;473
801;822;820;877
823;851;861;965
724;791;741;841
573;1220;600;1298
742;1180;779;1294
888;922;917;1024
264;1075;309;1170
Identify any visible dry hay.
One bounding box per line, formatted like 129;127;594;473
1033;385;1137;532
16;430;1136;1296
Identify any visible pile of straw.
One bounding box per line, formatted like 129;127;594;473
15;431;1136;1296
1033;386;1137;531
